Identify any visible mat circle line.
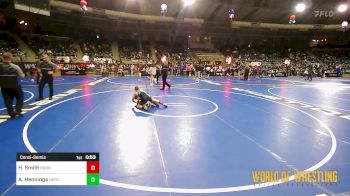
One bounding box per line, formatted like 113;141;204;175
22;88;336;193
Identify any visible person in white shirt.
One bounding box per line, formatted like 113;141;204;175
148;65;157;86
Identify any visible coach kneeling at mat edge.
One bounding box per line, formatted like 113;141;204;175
0;52;25;118
36;54;57;101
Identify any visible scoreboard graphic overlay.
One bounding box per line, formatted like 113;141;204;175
16;153;99;186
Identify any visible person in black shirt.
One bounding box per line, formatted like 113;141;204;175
306;64;314;81
132;86;167;110
0;52;25;118
160;64;171;90
195;64;203;79
36;54;57;101
243;66;250;80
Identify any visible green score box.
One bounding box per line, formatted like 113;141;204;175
87;174;100;186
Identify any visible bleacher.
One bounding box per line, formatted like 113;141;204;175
193;48;225;63
155;44;192;64
119;41;151;64
0;32;26;62
23;34;78;63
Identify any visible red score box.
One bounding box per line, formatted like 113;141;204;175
87;161;99;174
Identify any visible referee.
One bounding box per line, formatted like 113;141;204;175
160;64;171;90
36;54;57;101
0;52;25;118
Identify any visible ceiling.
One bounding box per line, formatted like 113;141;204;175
57;0;350;24
1;0;349;43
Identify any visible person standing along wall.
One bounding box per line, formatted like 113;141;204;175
243;66;250;81
306;64;314;81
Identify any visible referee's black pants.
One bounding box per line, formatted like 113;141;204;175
1;86;24;117
36;74;40;84
162;74;171;89
38;76;53;99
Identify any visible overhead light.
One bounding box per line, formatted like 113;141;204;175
96;35;100;39
188;35;191;38
295;3;306;12
161;3;167;11
183;0;195;6
19;20;24;24
337;4;348;12
160;3;168;15
24;23;28;26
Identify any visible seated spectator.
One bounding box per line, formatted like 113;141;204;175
0;33;27;61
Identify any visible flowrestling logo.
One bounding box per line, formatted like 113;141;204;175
314;10;335;18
